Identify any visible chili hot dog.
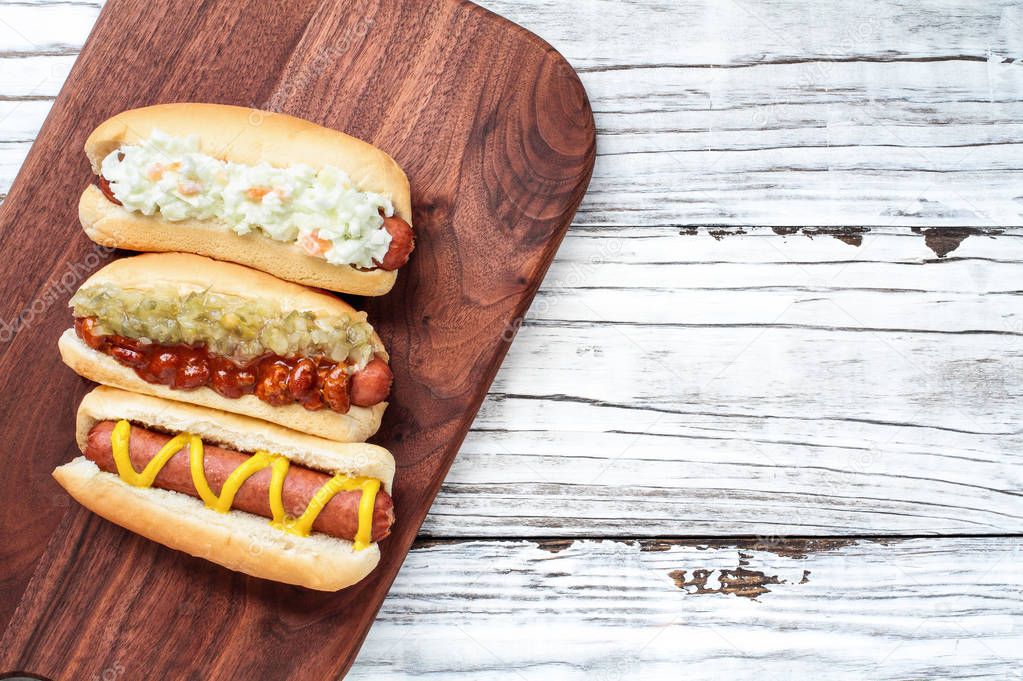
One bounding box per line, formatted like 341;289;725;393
59;253;391;442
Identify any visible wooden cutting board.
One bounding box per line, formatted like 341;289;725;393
0;0;594;677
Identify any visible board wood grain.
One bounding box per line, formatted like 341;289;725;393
0;0;594;678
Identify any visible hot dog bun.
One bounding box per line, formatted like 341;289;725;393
53;387;395;591
74;386;394;489
61;253;388;442
74;252;390;350
79;185;398;297
80;103;412;296
59;330;386;443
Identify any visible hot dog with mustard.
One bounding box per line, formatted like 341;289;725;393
53;387;396;591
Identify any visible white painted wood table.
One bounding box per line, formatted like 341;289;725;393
2;1;1022;678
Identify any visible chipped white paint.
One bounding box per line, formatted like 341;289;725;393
430;228;1023;536
354;538;1023;680
2;1;1022;678
479;0;1023;226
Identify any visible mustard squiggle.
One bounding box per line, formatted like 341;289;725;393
109;420;379;550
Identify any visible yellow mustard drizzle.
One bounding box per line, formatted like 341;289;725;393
283;475;381;550
109;420;380;550
268;456;291;525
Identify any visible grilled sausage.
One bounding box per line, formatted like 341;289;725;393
84;421;394;542
350;357;393;408
376;215;415;271
97;176;122;206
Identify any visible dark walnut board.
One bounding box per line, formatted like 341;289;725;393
0;0;594;677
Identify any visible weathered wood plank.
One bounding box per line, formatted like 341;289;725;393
485;0;1023;226
351;537;1023;680
408;228;1023;536
0;58;67;99
9;0;1021;63
2;1;1023;226
0;3;98;53
479;0;1023;67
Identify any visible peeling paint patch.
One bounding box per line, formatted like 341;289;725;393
770;226;869;246
678;225;869;244
911;227;1003;258
676;226;1010;257
638;538;862;557
800;570;811;584
804;226;869;247
668;566;784;599
708;227;746;240
750;538;862;559
535;539;575;554
831;233;863;247
639;541;674;552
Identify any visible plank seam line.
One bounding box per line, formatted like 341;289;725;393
413;532;1023;544
0;47;80;59
486;393;1023;436
577;54;1011;72
523;318;1023;336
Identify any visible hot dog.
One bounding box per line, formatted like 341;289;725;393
53;387;397;591
79;103;414;296
59;253;391;443
84;421;394;542
377;215;416;272
350;357;394;408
